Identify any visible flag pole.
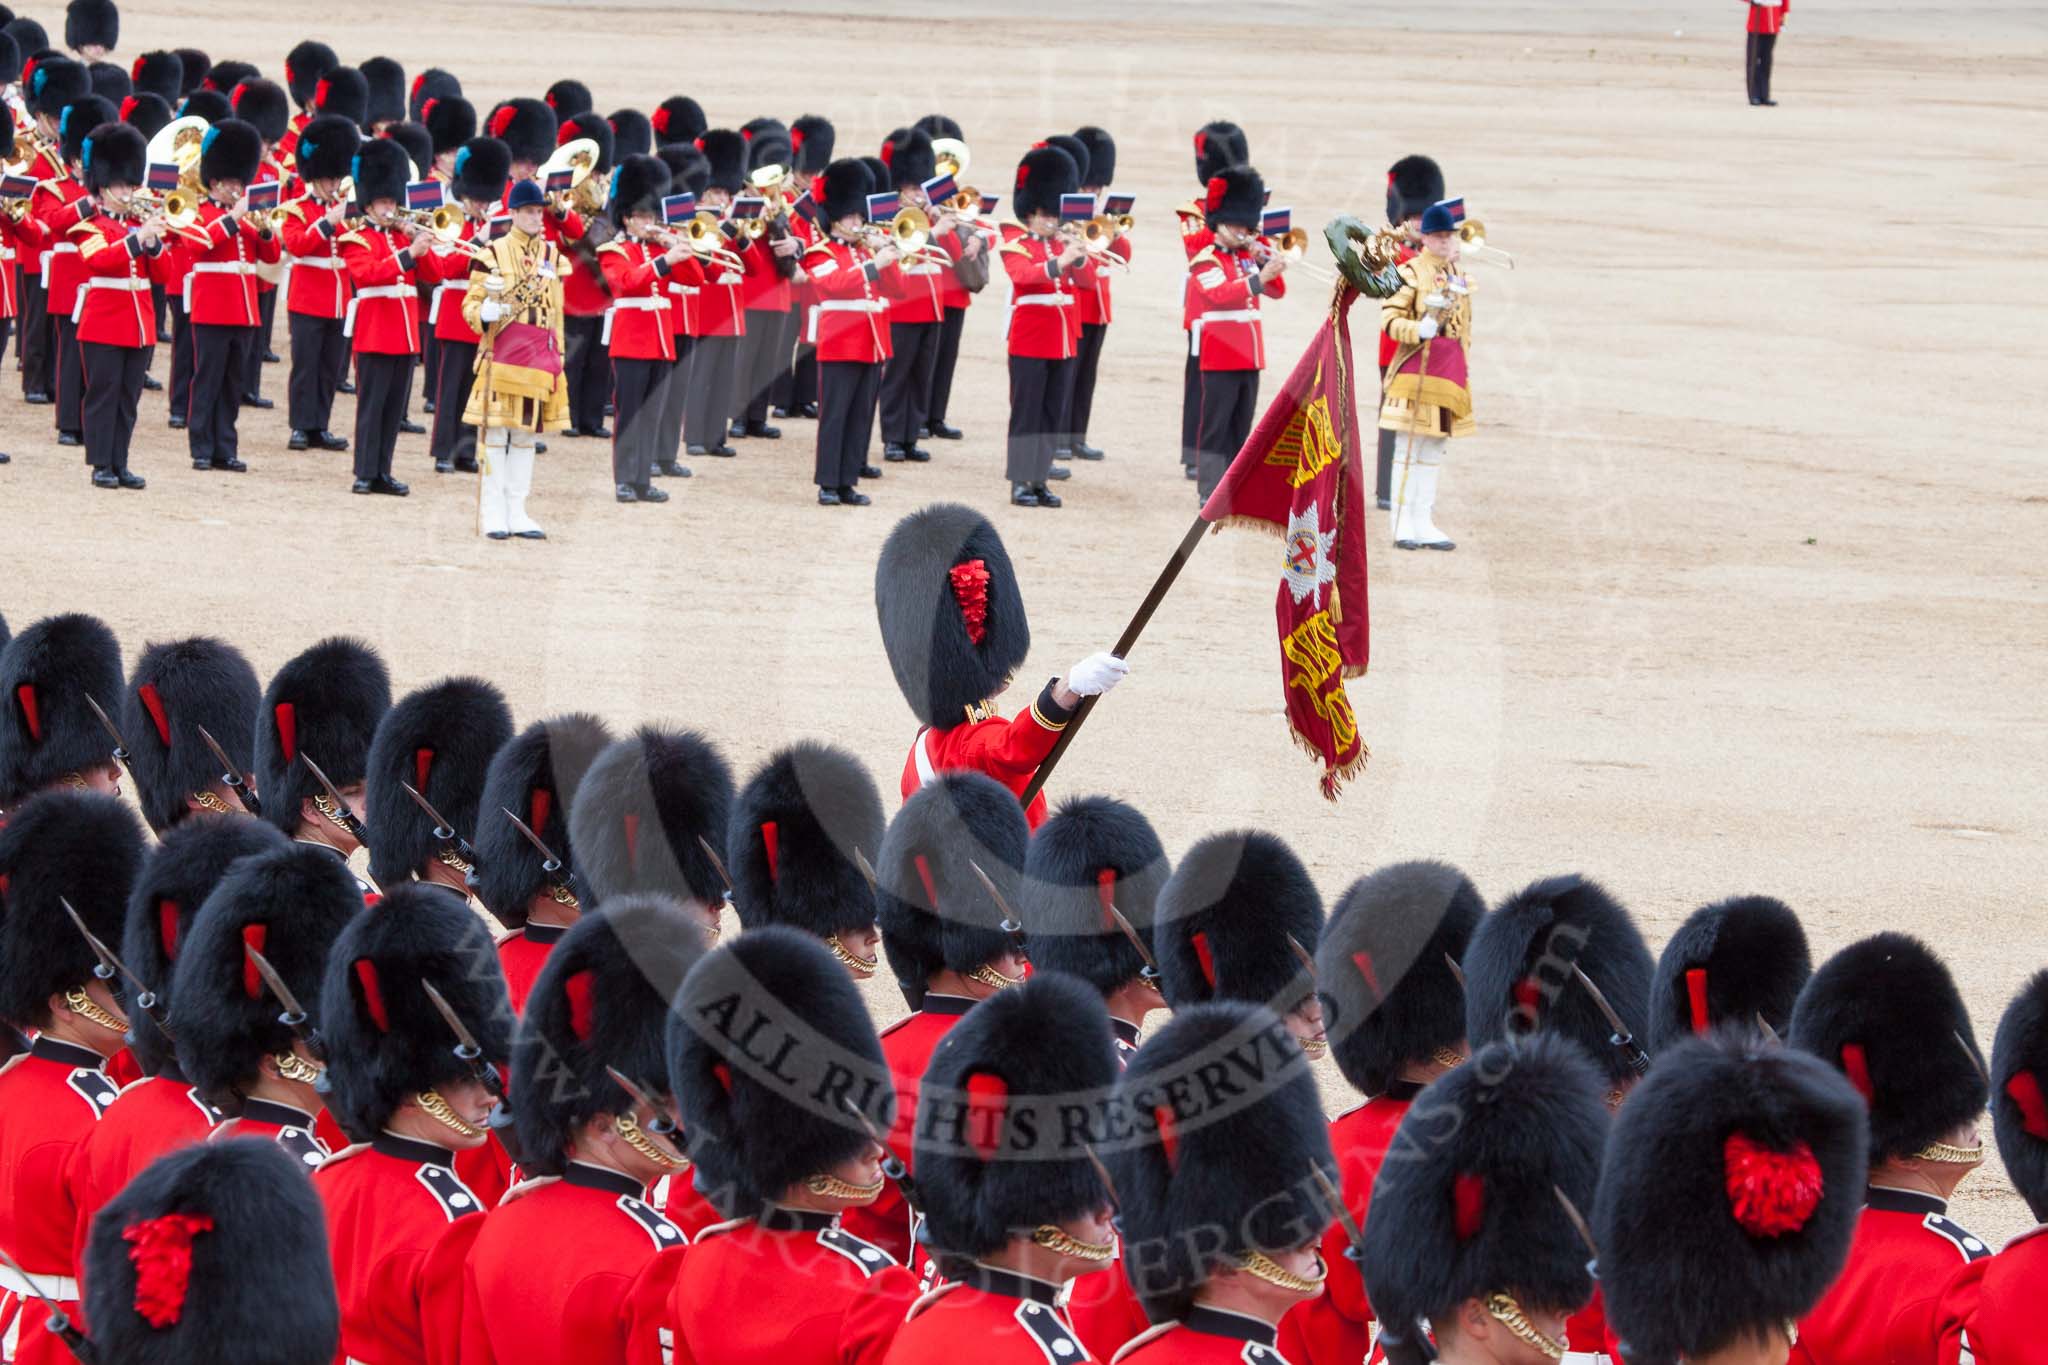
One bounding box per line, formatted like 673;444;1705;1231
1019;513;1210;808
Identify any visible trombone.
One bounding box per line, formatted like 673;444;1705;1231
1059;215;1130;270
1253;226;1339;284
124;188;200;231
869;206;953;267
682;211;748;273
1456;218;1514;269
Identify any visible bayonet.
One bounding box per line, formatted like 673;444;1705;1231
194;723;262;816
420;979;504;1098
300;752;372;845
1310;1164;1366;1264
1443;952;1467;990
80;691;135;782
1084;1142;1121;1213
399;780;479;869
966;859;1029;952
243;944;322;1061
603;1065;687;1151
1287;934;1318;981
841;1095;920;1213
1571;964;1651;1077
503;807;577;903
1104;903;1162;988
60;896;167;1037
1554;1183;1600;1261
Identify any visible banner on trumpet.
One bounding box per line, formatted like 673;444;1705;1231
1102;191;1136;217
1261;205;1293;236
865;190;899;223
248;181;282;213
661;192;697;225
730;195;767;222
543;166;576;196
920;171;957;205
145;161;182;194
979;193;1000;218
406;178;447;212
1059;192;1095;223
0;173;36;199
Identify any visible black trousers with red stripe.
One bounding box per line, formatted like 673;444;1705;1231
927;305;967;426
815;360;880;490
188;323;255;466
54;314;84;439
613;355;669;491
351;352;413;481
287;312;348;435
879;320;940;447
1196;367;1260;500
1180;349;1201;471
1006;355;1067;485
564;314;609;434
431;340;480;469
81;341;147;474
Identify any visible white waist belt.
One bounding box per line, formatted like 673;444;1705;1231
191;261;257;275
806;297;885;343
40;240;79;287
0;1266;79;1300
71;275;152;323
289;255;342;269
902;264;942;276
666;282;700;296
1189;309;1259;355
1010;293;1069;306
602;295;671;344
343;285;413;337
0;247;14;262
428;280;467;325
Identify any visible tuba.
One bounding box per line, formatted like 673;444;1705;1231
146;114;209;192
538;137;603;214
930;137;970;181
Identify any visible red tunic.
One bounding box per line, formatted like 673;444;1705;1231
1930;1223;2046;1365
340;224;428;354
598;239;680;362
497;922;567;1015
422;218;488;344
0;1039;119;1365
1073;234;1130;327
65;1072;219;1280
73;217;173;346
838;998;975;1263
806;236;899;364
316;1131;490;1365
738;219;793;315
1117;1308;1296;1365
211;1096;331;1170
456;1164;688;1365
664;1206;917;1365
279;195;354;321
0;209;48;318
657;1165;733;1240
1279;1088;1417;1365
999;227;1091;361
178;201;281;326
1747;0;1790;35
30;178;94;319
898;682;1076;832
1189;243;1283;371
883;1267;1095;1365
694;230;754;338
1793;1187;1991;1365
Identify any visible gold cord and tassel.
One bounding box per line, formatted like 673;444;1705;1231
614;1112;689;1170
968;963;1025;992
272;1051;325;1085
1915;1139;1985;1165
1240;1248;1328;1293
825;935;880;974
1031;1225;1115;1262
1485;1294;1567;1361
805;1170;886;1200
64;987;130;1034
415;1089;483;1139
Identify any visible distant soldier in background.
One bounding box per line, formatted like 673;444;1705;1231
1745;0;1788;105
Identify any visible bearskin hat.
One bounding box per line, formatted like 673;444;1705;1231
169;842;366;1105
514;894;705;1178
1202;165;1263;230
84;1140;339;1365
409;66;460;122
173;46;208;95
27;54;87;118
0;609;10;654
607;107;651;159
1112;1002;1336;1321
1386;154;1445;225
1042;133;1090;189
282;39;336;107
421;95;474;156
915;113;963;142
65;0;117;52
650;95;705;144
8;18;50;67
543;77;591;119
381;121;431;182
80;119;142;191
1648;895;1812;1052
1154;830;1323;1014
1071;126;1116;187
857;156;889;195
485;96;555;166
697;127;746;193
874;772;1030;1009
1596;1032;1866;1365
472;714;613;930
656;141;709;197
451;136;511;204
1318;860;1483;1098
292;114;359;184
1361;1032;1607;1354
1013;144;1078;221
1790;932;1988;1163
119;91;171;140
0;790;146;1028
128;48;179;100
914;971;1119;1264
727;742;884;945
198;117;262;185
1017;795;1169;998
202;59;257;97
348;135;409;207
559;109;614;177
319;882;512;1137
874;503;1032;729
670;926;891;1217
790;114;833;173
122;818;289;1077
748;129;791;184
362;677;513;888
360;56;403;125
251;638;388;839
1993;970;2048;1219
179;89;230;124
118;637;260;834
879;126;934;189
816;157;871;223
1193;120;1246;185
59;94;114;163
0;611;122;805
88;59;128;102
309;64;364;127
0;33;19;90
568;726;735;910
1464;873;1654;1087
228;76;286;142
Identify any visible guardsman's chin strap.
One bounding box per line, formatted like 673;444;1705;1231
415;1088;483;1139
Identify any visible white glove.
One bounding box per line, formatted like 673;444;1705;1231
479;300;504;324
1416;316;1440;340
1065;652;1129;698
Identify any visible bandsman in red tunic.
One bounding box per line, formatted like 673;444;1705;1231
804;156;899;506
1106;1001;1338;1365
227;77;290;413
338;138;434;497
554;110;617;443
66;819;283;1268
910;113;983;444
881;973;1121;1365
278;114;359;453
875;502;1128;828
1595;1029;1868;1365
313;883;514;1365
250;636;392;898
650;141;709;479
1745;0;1789;105
79;1138;341;1365
1789;934;1993;1365
15;57;90;412
729;118;799;445
421;134;507;475
1375;155;1443;508
0;790;146;1365
1062;126;1127;464
450;895;701;1365
838;770;1033;1262
37;92;115;450
1363;1033;1609;1365
875;126;944;466
471;713;615;1012
71;120;171;487
726;740;886;976
416;93;475;418
0;115;52;464
779;112;836;422
682;127;755;460
1175;121;1245;480
0;611;124;809
600;153;689;506
1187;163;1288;500
118;634;261;834
168;840;366;1172
175;117;279;474
662;926;921;1365
1277;861;1481;1365
278;39;339;166
999;143;1092;507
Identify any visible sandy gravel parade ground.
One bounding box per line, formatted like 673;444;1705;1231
6;0;2044;1242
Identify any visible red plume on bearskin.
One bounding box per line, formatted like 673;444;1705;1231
728;741;883;941
1018;795;1170;998
874;773;1029;1010
1992;969;2048;1219
1452;1173;1485;1242
965;1072;1007;1160
124;1213;214;1327
1722;1134;1824;1237
1649;895;1811;1050
947;560;990;645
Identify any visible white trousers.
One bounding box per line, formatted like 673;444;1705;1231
1391;433;1452;546
480;430;541;537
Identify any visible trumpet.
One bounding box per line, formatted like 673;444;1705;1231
1455;218;1514;269
125;188;200;231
